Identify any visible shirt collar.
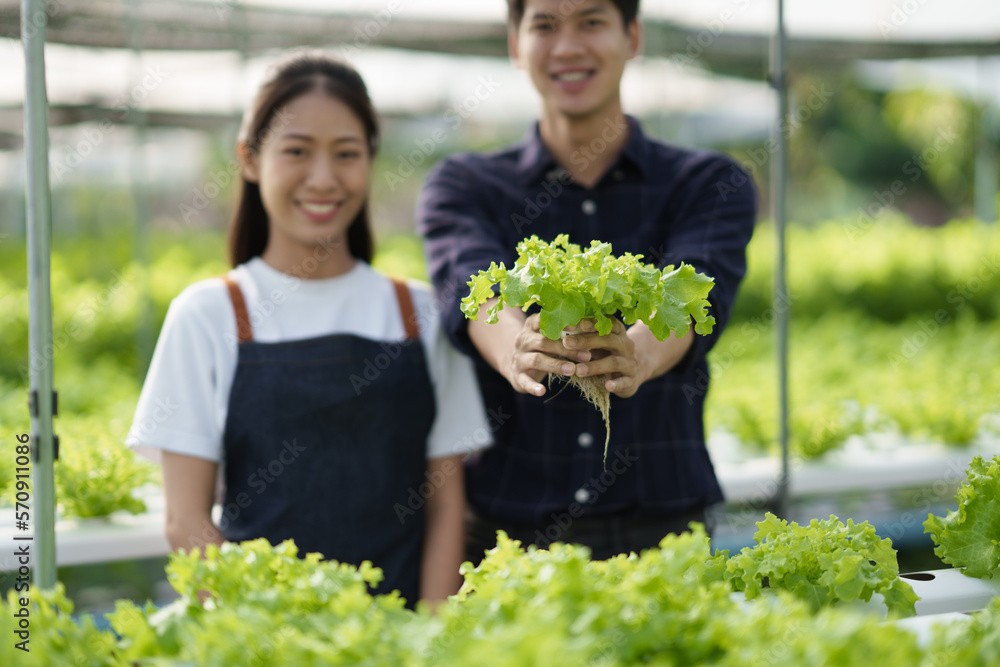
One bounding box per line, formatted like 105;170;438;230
515;114;650;185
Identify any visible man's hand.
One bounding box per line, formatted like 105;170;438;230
505;314;592;396
470;303;694;399
561;318;644;397
468;302;590;397
561;318;696;398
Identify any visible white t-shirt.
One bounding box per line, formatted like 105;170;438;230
127;258;492;464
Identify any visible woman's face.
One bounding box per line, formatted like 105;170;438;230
244;89;371;263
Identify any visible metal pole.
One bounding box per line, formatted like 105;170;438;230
770;0;790;518
128;0;154;376
21;0;58;589
974;59;998;224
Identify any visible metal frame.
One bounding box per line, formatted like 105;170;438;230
21;0;57;588
16;0;999;585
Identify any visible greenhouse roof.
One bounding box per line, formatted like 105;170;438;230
1;0;997;144
2;0;999;77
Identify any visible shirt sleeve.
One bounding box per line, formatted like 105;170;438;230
417;285;494;459
125;283;229;464
659;153;757;374
417;155;511;358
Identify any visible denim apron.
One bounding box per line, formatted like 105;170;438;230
218;274;434;606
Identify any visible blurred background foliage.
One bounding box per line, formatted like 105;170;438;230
0;66;998;516
720;71;993;225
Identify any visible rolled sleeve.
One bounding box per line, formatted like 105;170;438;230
417;156;513;358
658;156;757;374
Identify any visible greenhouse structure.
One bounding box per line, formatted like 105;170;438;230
2;0;1000;663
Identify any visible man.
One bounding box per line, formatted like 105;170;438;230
417;0;756;561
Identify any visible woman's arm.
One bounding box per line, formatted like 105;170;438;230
419;454;465;606
162;450;224;552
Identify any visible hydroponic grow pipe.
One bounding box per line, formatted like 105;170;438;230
21;0;58;588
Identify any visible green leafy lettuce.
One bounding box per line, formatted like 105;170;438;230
0;532;983;666
725;512;919;617
461;234;716;340
925;596;1000;666
55;418;155;519
924;455;1000;578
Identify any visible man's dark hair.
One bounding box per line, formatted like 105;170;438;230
506;0;639;29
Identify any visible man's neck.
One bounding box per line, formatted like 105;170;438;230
538;107;630;189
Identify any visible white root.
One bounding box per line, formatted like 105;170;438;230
547;373;611;467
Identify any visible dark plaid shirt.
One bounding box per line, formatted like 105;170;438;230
417;116;757;525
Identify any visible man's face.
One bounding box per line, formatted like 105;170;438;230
510;0;640;123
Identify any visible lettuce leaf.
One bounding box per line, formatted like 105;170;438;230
461;234;715;341
924;455;1000;578
725;512;918;617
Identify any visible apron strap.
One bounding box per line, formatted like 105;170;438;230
220;274;254;343
220;272;415;343
391;279;420;341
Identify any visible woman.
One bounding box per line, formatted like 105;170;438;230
127;52;489;606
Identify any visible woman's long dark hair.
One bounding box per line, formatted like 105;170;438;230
228;52;379;267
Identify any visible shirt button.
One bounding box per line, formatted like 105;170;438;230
577;432;594;448
612;169;624;181
582;199;596;215
574;487;590;504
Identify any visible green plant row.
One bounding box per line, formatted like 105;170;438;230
3;517;999;666
2;217;998;386
732;217;1000;324
2;220;996;514
0;232;424;384
0;414;155;519
705;310;1000;458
